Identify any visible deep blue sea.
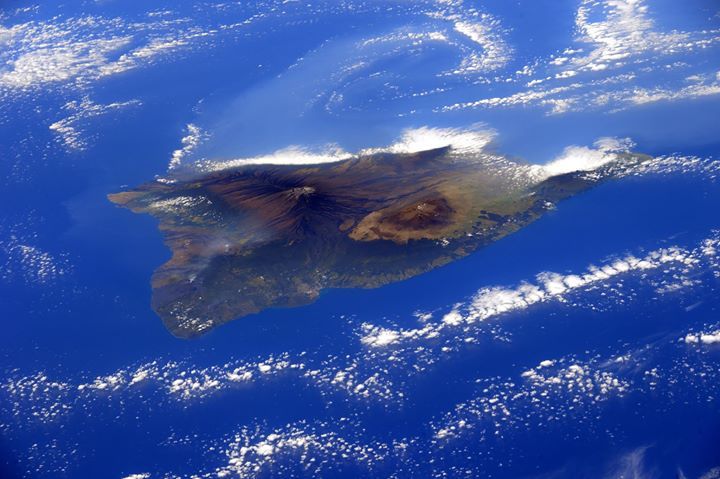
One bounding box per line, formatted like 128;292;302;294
1;1;720;478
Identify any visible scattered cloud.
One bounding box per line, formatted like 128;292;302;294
0;6;269;95
49;96;142;151
439;0;720;114
0;233;70;285
361;230;716;349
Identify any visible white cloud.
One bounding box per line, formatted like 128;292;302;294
521;361;628;397
0;35;132;88
569;0;697;74
422;1;512;76
49;96;142;151
438;0;720;115
699;467;720;479
542;136;635;176
0;234;70;285
450;16;512;73
361;328;400;347
189;125;495;173
168;124;209;171
147;195;213;216
441;83;579;112
593;136;636;152
360;30;449;48
216;423;391;478
684;330;720;345
628;79;720;106
359;125;495;155
361;231;714;349
543;145;615;176
194;144;352;172
0;11;260;93
443;68;720;114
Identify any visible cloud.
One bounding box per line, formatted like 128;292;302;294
449;16;512;74
0;10;265;94
10;320;720;479
542;137;634;176
187;125;495;173
699;467;720;479
543;145;616;176
215;423;393;478
427;4;513;75
572;0;667;72
4;226;720;478
168;124;209;171
443;68;720;114
438;0;720;115
441;83;580;113
359;125;495;155
627;75;720;106
49;96;142;151
601;446;654;479
0;33;132;88
565;0;718;76
355;3;512;79
192;144;353;172
0;233;70;285
361;231;715;348
684;329;720;345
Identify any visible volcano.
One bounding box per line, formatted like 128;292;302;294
109;147;644;337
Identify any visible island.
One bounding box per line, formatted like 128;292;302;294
109;146;645;338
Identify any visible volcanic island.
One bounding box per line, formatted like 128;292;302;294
109;146;645;338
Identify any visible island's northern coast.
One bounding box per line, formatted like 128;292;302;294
109;147;645;338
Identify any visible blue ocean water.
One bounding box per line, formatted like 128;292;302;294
1;1;720;478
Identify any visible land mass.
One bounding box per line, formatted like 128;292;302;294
109;147;645;338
